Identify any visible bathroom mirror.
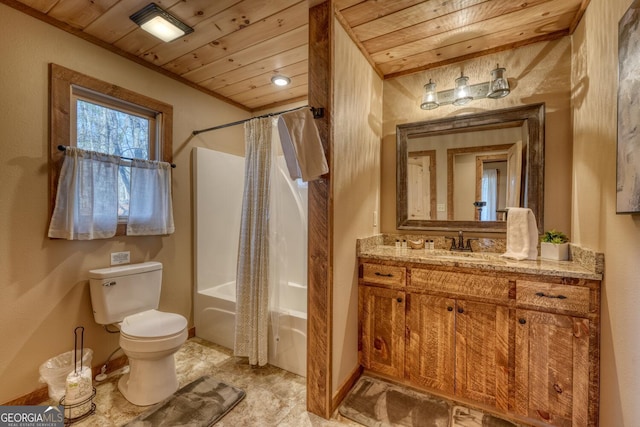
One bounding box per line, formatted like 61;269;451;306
397;103;544;233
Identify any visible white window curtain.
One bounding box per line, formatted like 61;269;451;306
481;168;498;221
48;147;120;240
127;159;175;236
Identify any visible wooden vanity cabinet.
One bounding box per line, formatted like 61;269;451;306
407;267;511;411
358;259;600;427
454;299;510;410
513;278;598;427
359;285;406;378
359;262;407;378
405;293;455;394
406;294;510;411
514;309;590;426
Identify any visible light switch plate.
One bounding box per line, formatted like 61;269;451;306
111;251;130;265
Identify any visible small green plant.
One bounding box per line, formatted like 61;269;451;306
541;229;569;244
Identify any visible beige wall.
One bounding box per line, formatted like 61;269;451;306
382;38;573;236
571;0;640;424
332;19;383;395
0;4;248;403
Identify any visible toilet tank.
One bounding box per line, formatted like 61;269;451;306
89;262;162;325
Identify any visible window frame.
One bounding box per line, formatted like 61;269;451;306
49;63;173;237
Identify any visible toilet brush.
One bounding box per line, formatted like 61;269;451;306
63;327;93;419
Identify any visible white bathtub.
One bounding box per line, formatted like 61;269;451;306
194;281;307;377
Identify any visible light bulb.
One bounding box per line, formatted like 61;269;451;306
453;74;472;106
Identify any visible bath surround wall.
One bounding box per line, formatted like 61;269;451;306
0;3;249;404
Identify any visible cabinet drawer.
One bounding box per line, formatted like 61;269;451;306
516;281;590;314
362;263;406;287
411;269;510;302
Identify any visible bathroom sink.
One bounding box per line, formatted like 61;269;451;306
426;251;507;264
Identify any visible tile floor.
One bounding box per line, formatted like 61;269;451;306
39;337;360;427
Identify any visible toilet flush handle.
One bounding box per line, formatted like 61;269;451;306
103;281;117;287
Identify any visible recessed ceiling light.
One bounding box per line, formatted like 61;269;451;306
271;75;291;86
130;3;194;43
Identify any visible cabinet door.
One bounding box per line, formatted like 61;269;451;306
455;300;510;411
360;286;406;377
406;294;455;394
515;309;590;427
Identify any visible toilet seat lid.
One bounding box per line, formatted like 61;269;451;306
120;310;187;338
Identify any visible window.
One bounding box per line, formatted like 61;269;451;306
73;91;158;217
49;64;173;235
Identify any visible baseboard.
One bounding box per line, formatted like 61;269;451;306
4;327;196;406
331;364;363;412
4;386;50;407
3;354;129;406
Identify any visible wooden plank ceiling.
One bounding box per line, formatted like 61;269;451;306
5;0;587;112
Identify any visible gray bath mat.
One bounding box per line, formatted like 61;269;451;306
338;376;519;427
124;375;245;427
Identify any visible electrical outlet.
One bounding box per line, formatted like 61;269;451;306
111;251;130;265
437;203;445;212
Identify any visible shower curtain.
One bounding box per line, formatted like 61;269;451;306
234;117;284;366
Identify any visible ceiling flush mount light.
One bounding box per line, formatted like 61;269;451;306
271;75;291;86
420;65;511;110
130;3;194;43
420;79;439;110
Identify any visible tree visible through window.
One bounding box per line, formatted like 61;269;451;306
75;98;155;217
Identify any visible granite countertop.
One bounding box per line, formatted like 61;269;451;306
357;236;604;281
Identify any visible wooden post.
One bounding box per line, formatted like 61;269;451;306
307;0;334;419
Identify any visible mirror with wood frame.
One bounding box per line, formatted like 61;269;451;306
396;103;544;233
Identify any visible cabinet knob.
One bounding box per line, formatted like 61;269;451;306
447;306;453;312
457;307;464;314
396;297;403;303
519;318;526;325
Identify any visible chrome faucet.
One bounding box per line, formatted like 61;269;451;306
450;231;477;252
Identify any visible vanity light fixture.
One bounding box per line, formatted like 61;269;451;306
487;65;510;98
271;75;291;86
130;3;194;43
453;74;473;106
420;65;511;110
420;79;439;110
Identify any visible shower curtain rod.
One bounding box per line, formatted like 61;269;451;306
191;105;324;136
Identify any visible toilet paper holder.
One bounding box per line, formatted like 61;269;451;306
60;326;96;425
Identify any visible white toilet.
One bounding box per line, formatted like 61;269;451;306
88;261;187;406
